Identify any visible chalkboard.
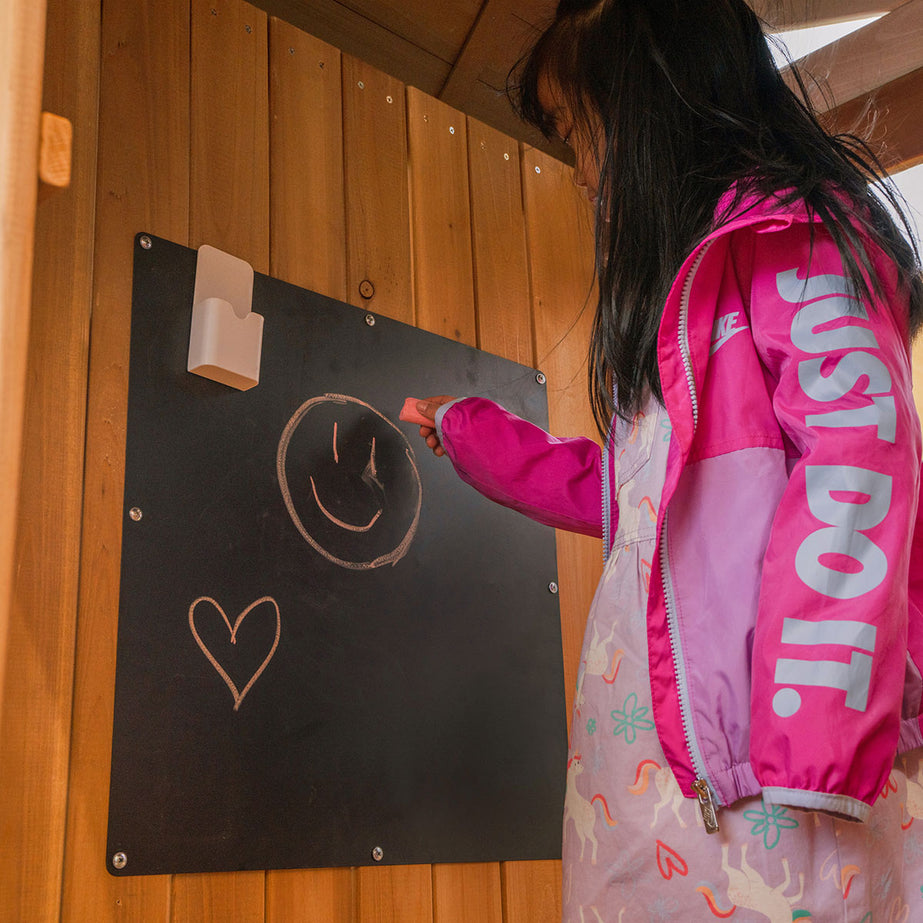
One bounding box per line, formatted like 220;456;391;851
106;234;567;876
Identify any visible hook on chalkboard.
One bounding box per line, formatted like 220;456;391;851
187;244;263;391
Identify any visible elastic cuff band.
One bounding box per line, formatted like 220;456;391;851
761;786;870;823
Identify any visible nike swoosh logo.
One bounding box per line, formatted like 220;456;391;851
710;324;747;355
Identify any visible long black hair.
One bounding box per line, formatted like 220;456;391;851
512;0;923;432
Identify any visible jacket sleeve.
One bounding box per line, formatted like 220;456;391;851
435;397;604;537
746;223;921;821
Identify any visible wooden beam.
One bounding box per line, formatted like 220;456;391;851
748;0;899;30
787;0;923;111
825;65;923;172
250;0;450;95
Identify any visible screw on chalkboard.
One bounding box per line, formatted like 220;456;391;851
128;507;143;522
535;371;547;386
372;846;384;862
112;852;128;870
359;280;375;300
365;313;376;327
139;235;152;250
548;582;559;594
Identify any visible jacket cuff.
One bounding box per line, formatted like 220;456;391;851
761;786;869;823
435;398;467;446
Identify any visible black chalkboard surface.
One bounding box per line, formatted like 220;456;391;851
106;234;567;876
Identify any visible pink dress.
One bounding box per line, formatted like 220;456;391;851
563;397;923;922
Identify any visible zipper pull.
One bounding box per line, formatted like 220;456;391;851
691;779;719;834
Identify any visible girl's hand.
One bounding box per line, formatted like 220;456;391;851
402;395;456;457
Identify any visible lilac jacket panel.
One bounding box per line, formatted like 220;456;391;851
436;397;607;538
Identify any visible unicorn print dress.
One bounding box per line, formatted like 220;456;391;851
562;396;923;922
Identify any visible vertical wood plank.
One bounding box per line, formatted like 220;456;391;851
173;872;266;919
432;865;502;923
190;0;270;273
0;0;97;918
500;861;562;923
267;14;355;922
467;119;563;923
406;87;476;345
465;118;532;366
177;1;270;915
267;868;357;923
358;864;433;923
521;146;601;731
62;0;190;918
0;0;47;743
407;87;500;923
343;55;412;324
269;18;346;298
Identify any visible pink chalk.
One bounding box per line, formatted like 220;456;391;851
399;397;433;427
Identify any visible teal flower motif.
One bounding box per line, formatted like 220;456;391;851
586;718;597;736
743;801;799;849
610;692;655;744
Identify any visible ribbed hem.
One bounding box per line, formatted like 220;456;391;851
434;398;466;446
761;786;869;823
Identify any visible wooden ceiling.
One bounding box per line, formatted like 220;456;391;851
253;0;923;169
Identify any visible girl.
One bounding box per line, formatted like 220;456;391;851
411;0;923;919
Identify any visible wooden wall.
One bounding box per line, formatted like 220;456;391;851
0;0;599;920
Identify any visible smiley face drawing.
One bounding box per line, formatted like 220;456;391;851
276;394;422;569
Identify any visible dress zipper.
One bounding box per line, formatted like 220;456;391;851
660;239;720;834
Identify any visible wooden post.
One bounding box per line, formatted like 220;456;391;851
0;0;49;737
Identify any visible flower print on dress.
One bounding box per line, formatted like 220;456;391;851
742;801;799;850
586;717;597;736
611;691;655;744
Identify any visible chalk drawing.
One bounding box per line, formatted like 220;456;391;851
277;394;422;570
189;595;281;711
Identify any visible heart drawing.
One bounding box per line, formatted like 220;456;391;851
188;596;281;711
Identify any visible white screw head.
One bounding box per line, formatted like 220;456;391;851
372;846;384;862
112;852;128;870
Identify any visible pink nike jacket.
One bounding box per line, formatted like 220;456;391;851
434;191;923;826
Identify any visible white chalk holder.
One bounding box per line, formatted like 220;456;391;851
188;244;263;391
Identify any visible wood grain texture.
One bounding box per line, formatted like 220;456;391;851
500;860;562;923
61;0;190;918
407;87;476;344
358;864;433;923
190;0;270;273
38;111;73;193
0;0;47;751
343;55;412;324
432;863;502;923
521;146;601;726
270;18;347;298
267;867;357;923
466;117;533;367
0;0;95;918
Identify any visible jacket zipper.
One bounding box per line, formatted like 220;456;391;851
659;240;720;834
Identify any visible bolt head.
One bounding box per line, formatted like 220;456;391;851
139;235;152;250
129;507;143;522
548;581;559;595
365;314;376;327
112;852;127;870
372;846;384;862
535;371;546;385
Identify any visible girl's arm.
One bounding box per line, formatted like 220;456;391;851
409;395;604;538
747;223;921;818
